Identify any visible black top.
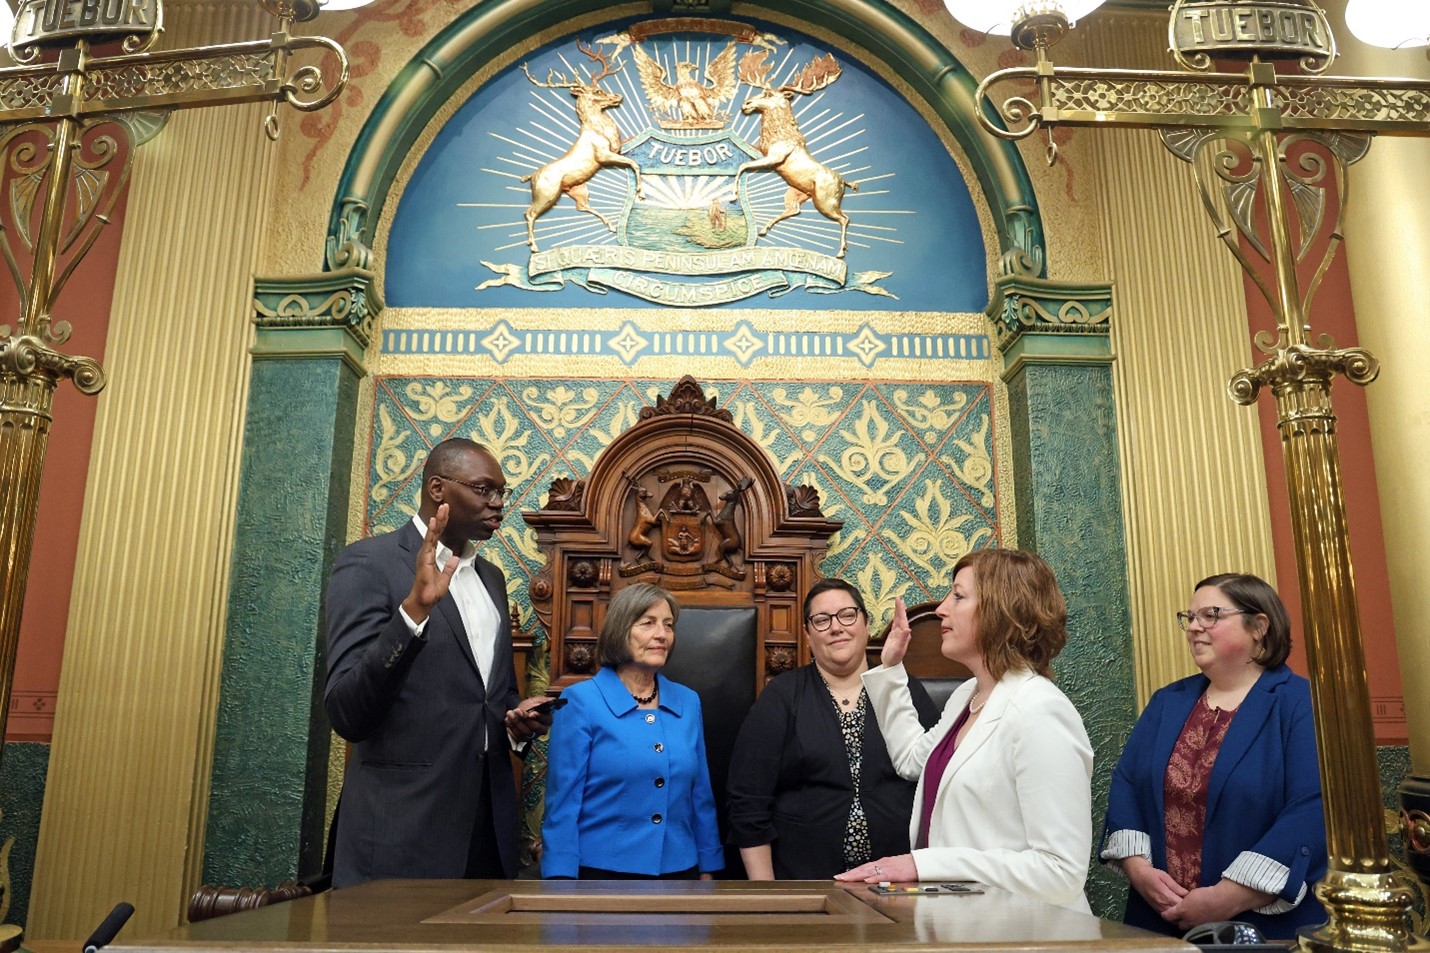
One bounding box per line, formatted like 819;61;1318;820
726;663;940;879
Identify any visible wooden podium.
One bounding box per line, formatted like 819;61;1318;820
110;879;1193;952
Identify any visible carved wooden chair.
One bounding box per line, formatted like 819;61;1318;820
522;376;842;872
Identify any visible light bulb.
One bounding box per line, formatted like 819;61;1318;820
1345;0;1430;49
942;0;1106;36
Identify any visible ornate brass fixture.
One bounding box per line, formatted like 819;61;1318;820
0;0;349;752
965;0;1428;948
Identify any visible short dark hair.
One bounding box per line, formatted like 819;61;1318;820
596;583;681;668
802;577;869;624
1193;572;1291;669
950;548;1067;680
422;438;494;493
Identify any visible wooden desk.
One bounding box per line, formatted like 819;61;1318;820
108;880;1194;952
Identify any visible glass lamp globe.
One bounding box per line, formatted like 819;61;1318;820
1344;0;1430;49
942;0;1107;36
320;0;377;10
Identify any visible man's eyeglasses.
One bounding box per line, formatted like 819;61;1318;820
435;475;507;502
1175;606;1249;631
806;607;862;631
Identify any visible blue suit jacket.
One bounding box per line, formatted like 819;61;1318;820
1103;665;1327;936
541;666;723;878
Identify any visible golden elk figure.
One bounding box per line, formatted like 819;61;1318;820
519;42;644;252
731;52;858;258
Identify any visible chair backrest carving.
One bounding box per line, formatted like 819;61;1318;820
524;376;842;691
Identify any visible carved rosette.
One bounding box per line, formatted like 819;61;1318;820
765;646;797;677
565;643;595;674
767;564;795;592
568;560;598;588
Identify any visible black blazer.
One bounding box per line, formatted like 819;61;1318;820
726;663;939;878
324;521;521;887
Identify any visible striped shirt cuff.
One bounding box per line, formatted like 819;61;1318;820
1223;851;1305;913
1099;830;1152;876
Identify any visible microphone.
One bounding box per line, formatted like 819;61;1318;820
82;902;134;953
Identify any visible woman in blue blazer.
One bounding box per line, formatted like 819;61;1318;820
1101;573;1326;938
541;583;724;879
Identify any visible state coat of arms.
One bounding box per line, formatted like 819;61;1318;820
473;18;901;305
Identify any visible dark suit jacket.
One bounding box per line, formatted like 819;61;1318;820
726;663;940;878
1102;665;1327;937
324;520;521;887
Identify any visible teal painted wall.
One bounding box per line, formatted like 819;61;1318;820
0;742;48;928
203;355;360;886
1005;359;1137;920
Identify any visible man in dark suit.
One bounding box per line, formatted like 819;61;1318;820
324;438;550;887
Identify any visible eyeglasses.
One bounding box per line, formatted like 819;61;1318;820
806;607;862;631
1175;607;1249;631
435;475;507;502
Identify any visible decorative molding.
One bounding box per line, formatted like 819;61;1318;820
987;274;1113;351
382;320;988;369
252;266;383;347
640;375;731;422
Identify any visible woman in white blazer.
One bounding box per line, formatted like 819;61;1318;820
836;548;1094;913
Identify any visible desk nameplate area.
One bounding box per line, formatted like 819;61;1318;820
423;883;893;926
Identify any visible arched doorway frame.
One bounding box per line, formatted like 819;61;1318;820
321;0;1049;278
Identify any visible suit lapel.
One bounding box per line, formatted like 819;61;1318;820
1151;676;1204;828
403;520;484;683
1206;666;1283;818
934;670;1030;798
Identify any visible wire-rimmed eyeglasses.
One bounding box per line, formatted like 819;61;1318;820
435;474;507;502
806;607;862;631
1175;606;1249;632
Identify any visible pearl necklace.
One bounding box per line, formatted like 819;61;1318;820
968;687;986;715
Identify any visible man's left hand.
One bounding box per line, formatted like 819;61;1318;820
505;696;555;743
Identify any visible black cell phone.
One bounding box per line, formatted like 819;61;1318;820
528;696;568;716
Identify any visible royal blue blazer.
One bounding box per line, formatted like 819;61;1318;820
1102;664;1327;937
542;666;724;878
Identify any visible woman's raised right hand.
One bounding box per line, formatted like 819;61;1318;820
880;596;912;668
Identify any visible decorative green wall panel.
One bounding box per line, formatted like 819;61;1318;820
204;353;362;887
365;376;1000;627
0;742;47;928
1005;359;1135;920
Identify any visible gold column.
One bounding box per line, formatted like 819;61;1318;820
28;0;278;939
1082;14;1278;708
1333;11;1430;778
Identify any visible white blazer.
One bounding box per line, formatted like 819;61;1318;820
863;664;1094;912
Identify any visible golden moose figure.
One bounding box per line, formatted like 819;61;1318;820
519;43;645;252
730;53;858;258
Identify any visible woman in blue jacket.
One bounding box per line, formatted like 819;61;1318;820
1101;572;1326;937
541;583;724;879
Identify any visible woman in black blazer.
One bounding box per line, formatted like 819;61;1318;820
727;578;939;879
